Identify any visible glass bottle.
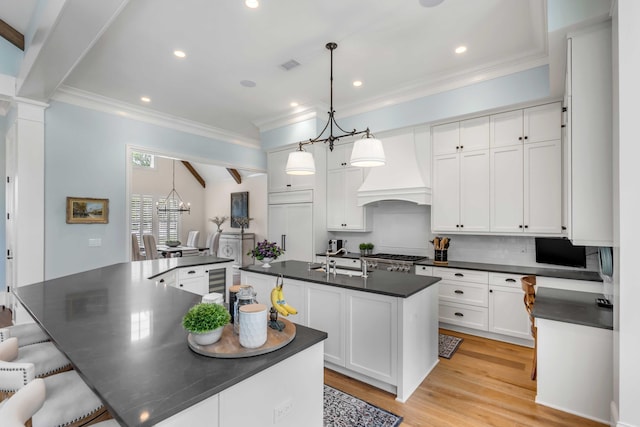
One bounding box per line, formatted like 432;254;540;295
233;285;257;335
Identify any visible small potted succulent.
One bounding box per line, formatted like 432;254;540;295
182;302;231;345
247;240;284;268
359;243;368;256
365;243;374;255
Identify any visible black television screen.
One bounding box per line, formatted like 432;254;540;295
535;238;586;268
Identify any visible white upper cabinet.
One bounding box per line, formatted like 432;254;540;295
460;116;490;152
459;149;490;232
490;103;561;148
432;122;459;156
268;146;316;192
524;140;562;234
490;145;524;233
432;153;461;232
326;143;353;170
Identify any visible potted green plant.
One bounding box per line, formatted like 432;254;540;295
365;243;374;255
359;243;368;256
182;302;231;345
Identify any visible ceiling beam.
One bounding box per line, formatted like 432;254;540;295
0;19;24;51
227;168;242;184
181;161;206;188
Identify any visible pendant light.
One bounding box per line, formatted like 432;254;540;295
285;42;385;175
157;160;191;214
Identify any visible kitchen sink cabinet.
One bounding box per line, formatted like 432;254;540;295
435;267;489;332
327;167;371;231
306;283;346;367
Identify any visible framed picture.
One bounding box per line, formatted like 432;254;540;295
230;191;249;228
66;197;109;224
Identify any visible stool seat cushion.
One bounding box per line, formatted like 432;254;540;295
16;342;71;378
33;371;104;427
0;324;50;347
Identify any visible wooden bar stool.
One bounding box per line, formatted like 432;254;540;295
521;275;537;380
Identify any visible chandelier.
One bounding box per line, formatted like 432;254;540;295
157;160;191;214
285;42;386;175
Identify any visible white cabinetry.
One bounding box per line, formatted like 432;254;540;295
564;22;613;246
268;146;316;192
345;291;398;385
306;283;346;366
315;256;361;269
218;233;255;267
176;265;208;295
432;117;490;232
415;265;433;276
327;167;370;231
488;273;532;341
490;103;562;234
268;192;314;262
436;267;489;331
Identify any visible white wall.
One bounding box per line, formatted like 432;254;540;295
132;155;206;246
614;1;640;426
204;173;268;246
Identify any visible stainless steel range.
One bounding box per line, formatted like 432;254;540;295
361;253;428;273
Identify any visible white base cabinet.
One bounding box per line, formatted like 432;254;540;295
488;273;532;341
240;271;439;402
154;262;234;297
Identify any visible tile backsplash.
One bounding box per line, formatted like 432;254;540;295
329;202;599;272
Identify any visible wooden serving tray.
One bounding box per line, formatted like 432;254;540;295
187;318;296;358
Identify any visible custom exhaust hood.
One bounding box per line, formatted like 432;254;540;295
356;132;431;206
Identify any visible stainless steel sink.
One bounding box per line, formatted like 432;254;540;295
313;267;363;278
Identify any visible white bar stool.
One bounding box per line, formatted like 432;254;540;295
0;324;50;347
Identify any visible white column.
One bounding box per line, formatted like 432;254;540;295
5;99;46;324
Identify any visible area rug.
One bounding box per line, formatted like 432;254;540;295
439;333;463;359
324;385;403;427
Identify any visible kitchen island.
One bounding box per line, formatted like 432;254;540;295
14;257;327;427
240;260;441;402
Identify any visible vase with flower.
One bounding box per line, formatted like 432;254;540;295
247;240;284;268
209;216;228;232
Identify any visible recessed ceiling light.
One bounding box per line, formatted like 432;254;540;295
140;96;151;103
245;0;259;8
353;80;363;87
240;80;256;88
290;102;299;107
173;50;186;58
455;45;467;54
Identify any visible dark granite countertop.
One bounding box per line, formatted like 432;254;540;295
415;260;602;282
532;287;613;330
241;260;441;298
14;260;327;427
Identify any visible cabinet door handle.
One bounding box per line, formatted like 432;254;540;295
179;284;184;287
454;312;464;317
524;225;529;229
518;136;523;141
524;136;528;140
505;278;516;283
286;184;291;187
460;145;464;149
519;225;523;229
188;270;196;275
159;279;165;283
454;290;464;294
281;235;286;251
454;273;464;277
490;289;493;293
460;224;464;228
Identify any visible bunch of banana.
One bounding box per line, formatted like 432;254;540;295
270;282;297;317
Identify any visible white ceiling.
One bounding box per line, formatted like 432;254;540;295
0;0;611;180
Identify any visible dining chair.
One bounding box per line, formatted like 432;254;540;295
209;231;221;257
186;230;200;247
0;338;72;400
0;377;45;427
143;234;159;260
0;323;50;347
131;233;144;261
0;338;108;426
521;275;537;380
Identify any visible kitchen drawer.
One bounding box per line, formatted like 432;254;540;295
488;272;525;288
439;281;488;307
433;267;488;284
439;302;488;331
178;265;204;280
415;265;433;276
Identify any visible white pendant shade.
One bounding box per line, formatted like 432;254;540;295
286;150;316;175
350;137;386;167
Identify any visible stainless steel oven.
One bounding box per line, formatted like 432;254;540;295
360;253;428;273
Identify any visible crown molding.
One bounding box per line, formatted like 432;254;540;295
253;104;328;133
254;53;550;133
52;86;261;148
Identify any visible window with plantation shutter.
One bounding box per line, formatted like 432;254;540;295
157;198;179;243
131;194;155;249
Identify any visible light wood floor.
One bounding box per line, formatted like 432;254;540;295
324;329;606;427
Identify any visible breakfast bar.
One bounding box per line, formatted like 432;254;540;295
14;258;327;426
